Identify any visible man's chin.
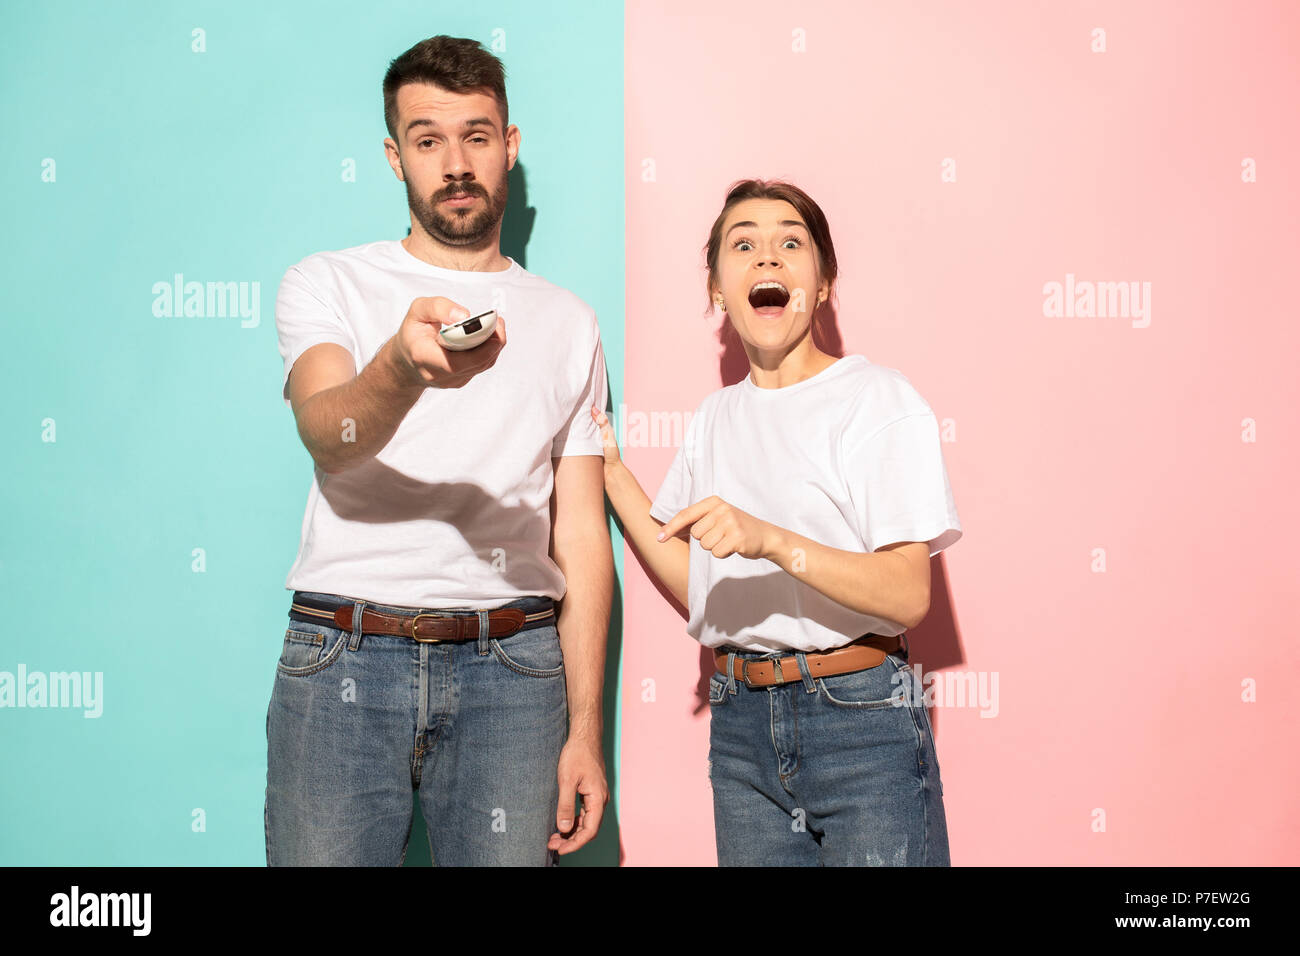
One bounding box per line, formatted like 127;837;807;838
431;224;494;246
409;208;476;240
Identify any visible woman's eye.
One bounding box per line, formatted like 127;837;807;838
732;237;802;251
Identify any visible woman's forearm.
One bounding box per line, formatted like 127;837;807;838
761;524;926;629
604;462;690;607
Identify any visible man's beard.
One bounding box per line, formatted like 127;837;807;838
406;174;508;247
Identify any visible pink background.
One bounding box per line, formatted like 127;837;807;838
618;0;1300;865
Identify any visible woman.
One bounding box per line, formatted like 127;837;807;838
592;179;962;866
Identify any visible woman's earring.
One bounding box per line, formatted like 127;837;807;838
714;297;726;312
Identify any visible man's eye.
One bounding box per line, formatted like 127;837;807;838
471;137;488;144
418;139;433;147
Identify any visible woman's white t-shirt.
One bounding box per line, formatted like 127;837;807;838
649;354;961;653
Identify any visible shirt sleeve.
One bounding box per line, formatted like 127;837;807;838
550;319;610;458
275;263;358;409
648;406;701;523
844;411;962;557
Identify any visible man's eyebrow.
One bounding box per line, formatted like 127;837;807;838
405;116;496;135
725;219;808;236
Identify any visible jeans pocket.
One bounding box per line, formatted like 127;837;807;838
277;624;347;677
817;654;908;709
916;696;945;795
490;625;564;678
708;671;730;705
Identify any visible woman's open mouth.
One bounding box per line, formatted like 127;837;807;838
747;280;790;317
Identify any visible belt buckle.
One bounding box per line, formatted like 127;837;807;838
410;613;445;644
740;658;758;689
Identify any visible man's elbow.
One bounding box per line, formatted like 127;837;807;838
551;520;614;571
309;448;343;475
299;427;352;475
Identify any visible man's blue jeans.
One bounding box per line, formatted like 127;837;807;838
264;591;567;866
707;642;950;866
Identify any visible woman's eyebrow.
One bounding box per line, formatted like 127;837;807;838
725;220;808;236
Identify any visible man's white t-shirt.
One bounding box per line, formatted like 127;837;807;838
649;354;961;653
275;239;608;608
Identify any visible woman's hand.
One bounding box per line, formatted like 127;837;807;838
589;404;623;473
656;495;777;561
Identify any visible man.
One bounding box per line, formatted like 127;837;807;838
266;35;612;866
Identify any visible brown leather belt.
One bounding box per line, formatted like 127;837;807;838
289;598;554;644
714;634;902;688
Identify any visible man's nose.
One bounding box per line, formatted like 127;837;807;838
442;143;472;179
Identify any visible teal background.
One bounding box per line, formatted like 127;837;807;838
0;0;625;865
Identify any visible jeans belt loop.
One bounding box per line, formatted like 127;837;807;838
726;650;738;694
795;651;816;693
476;609;491;655
348;599;365;651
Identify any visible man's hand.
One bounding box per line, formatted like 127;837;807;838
389;296;506;389
656;495;776;560
547;735;608;855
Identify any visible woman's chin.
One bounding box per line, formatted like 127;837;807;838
731;313;810;350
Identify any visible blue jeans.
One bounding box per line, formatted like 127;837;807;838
707;642;950;866
264;591;567;866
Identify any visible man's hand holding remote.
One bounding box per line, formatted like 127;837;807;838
390;296;507;389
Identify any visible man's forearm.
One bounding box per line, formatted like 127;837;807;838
297;337;427;474
553;530;613;743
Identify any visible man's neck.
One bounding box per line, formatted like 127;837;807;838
401;232;512;273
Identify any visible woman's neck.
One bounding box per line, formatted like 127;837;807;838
745;340;839;390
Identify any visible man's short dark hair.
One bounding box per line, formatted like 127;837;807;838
383;35;509;142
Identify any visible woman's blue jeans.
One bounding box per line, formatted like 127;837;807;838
707;642;950;866
264;591;567;866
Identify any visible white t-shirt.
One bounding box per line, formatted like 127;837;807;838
649;354;961;653
275;239;608;608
